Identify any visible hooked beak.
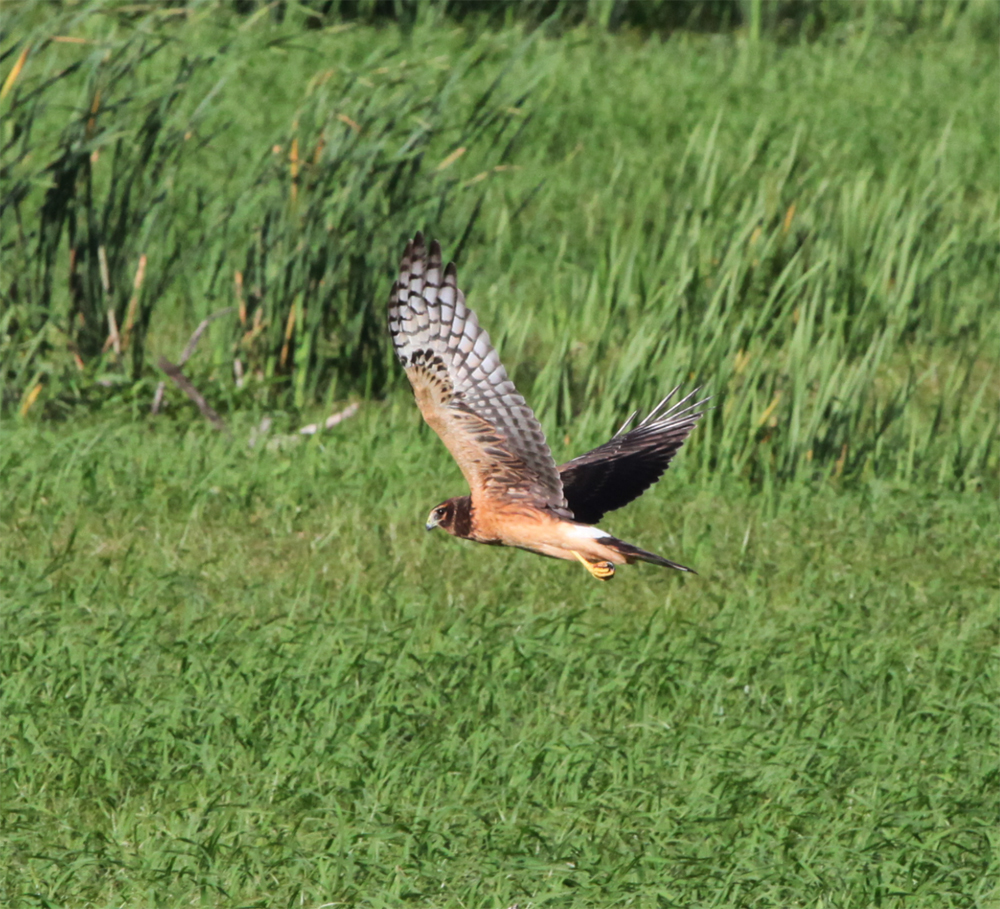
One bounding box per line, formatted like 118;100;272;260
425;515;441;532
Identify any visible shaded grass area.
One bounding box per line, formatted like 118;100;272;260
3;7;997;486
2;411;997;907
2;3;529;404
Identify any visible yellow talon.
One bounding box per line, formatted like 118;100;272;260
572;551;615;580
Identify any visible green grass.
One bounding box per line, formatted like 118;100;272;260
2;411;997;907
3;3;997;485
2;4;998;907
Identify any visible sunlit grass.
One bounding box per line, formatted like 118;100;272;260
2;408;997;908
3;4;997;486
1;5;997;907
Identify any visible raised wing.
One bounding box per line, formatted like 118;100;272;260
389;233;567;512
559;388;706;525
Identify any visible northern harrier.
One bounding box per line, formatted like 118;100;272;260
389;233;704;580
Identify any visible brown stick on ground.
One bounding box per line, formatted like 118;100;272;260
151;306;235;418
157;356;227;432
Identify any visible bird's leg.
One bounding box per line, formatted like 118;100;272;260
572;550;615;580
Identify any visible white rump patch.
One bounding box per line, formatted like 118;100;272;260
569;524;609;541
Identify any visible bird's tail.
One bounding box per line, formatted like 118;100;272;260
598;536;695;574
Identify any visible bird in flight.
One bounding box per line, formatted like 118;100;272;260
388;233;704;580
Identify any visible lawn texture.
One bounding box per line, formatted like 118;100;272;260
2;412;996;907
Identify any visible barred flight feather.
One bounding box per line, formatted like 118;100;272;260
388;233;568;512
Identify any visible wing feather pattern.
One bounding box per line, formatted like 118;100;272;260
559;388;706;524
389;233;567;512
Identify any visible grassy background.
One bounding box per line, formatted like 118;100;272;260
2;2;998;907
2;413;997;907
4;1;998;487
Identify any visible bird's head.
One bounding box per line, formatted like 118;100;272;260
425;496;471;537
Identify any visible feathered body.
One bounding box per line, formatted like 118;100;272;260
389;233;704;580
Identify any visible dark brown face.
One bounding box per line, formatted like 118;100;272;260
425;496;472;538
425;500;454;533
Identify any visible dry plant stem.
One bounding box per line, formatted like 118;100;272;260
151;307;236;420
97;245;110;293
179;307;235;366
157;356;227;432
103;308;121;355
122;254;148;351
298;402;360;435
151;381;165;415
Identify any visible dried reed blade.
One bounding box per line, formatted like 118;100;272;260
1;45;29;101
122;254;147;351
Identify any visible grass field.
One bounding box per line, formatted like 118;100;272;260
3;412;997;907
2;3;998;907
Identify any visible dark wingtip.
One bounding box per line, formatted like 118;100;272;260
664;559;696;574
